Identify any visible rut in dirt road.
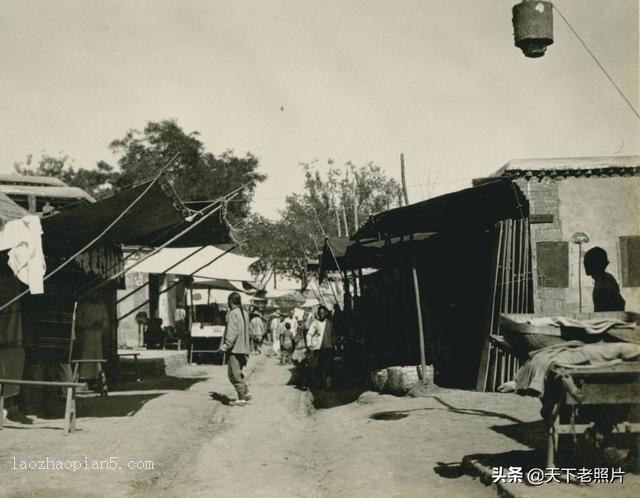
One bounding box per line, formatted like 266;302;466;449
155;355;319;497
150;355;496;498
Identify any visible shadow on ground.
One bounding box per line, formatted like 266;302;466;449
369;397;527;424
209;391;232;405
285;363;368;409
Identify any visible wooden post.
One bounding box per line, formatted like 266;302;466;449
342;206;350;237
523;218;530;312
409;235;427;382
353;177;359;232
400;154;410;205
475;224;503;391
333;198;342;237
0;384;4;429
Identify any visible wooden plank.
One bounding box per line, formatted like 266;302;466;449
510;219;517;313
0;379;85;388
475;224;503;391
410;235;428;381
565;383;640;405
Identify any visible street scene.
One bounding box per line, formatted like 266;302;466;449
0;1;639;497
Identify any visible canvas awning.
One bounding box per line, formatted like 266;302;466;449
318;233;436;280
41;177;232;255
133;246;258;282
353;179;528;240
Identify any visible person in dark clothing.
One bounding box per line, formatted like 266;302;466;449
583;247;625;312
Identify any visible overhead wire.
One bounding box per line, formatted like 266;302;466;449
0;152;181;314
554;3;640;120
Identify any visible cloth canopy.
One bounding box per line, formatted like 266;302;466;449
318;233;436;281
353;179;528;240
191;278;244;291
41;177;232;256
133;246;258;282
189;287;252;309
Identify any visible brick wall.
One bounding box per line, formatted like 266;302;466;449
516;175;640;314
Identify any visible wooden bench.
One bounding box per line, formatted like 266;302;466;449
0;379;86;434
71;359;108;396
117;352;141;384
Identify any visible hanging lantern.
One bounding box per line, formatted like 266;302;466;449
512;1;554;58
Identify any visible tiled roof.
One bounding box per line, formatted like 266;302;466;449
489;155;640;179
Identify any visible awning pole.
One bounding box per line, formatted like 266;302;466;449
116;245;207;304
409;234;428;382
0;154;181;314
117;244;237;322
82;197;233;298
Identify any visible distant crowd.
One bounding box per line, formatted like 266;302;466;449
250;305;338;390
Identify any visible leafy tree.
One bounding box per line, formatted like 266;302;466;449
108;119;266;220
13;120;266;220
241;159;402;289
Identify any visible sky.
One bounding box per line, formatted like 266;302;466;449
1;0;638;219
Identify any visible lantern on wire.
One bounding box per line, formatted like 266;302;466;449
512;1;554;58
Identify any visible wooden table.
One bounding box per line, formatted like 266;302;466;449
0;378;87;434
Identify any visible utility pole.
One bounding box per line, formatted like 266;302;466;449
400;153;410;205
333;197;342;237
342;206;350;237
273;259;277;289
352;175;359;231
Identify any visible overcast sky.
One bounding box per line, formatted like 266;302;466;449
1;0;638;218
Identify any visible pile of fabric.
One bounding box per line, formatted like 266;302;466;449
499;316;640;396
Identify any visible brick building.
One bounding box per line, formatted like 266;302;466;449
476;156;640;314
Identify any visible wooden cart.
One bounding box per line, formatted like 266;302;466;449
545;362;640;467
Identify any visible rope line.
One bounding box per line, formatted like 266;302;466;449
0;153;180;314
554;4;640;120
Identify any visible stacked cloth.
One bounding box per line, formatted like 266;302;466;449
526;316;637;336
513;341;640;397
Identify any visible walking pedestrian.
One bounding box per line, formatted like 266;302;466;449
219;292;252;405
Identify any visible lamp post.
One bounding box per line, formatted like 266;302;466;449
570;232;590;312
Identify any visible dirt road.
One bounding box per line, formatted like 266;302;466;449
4;352;636;497
150;354;495;498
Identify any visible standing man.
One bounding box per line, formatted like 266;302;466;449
306;306;334;389
219;292;252;404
